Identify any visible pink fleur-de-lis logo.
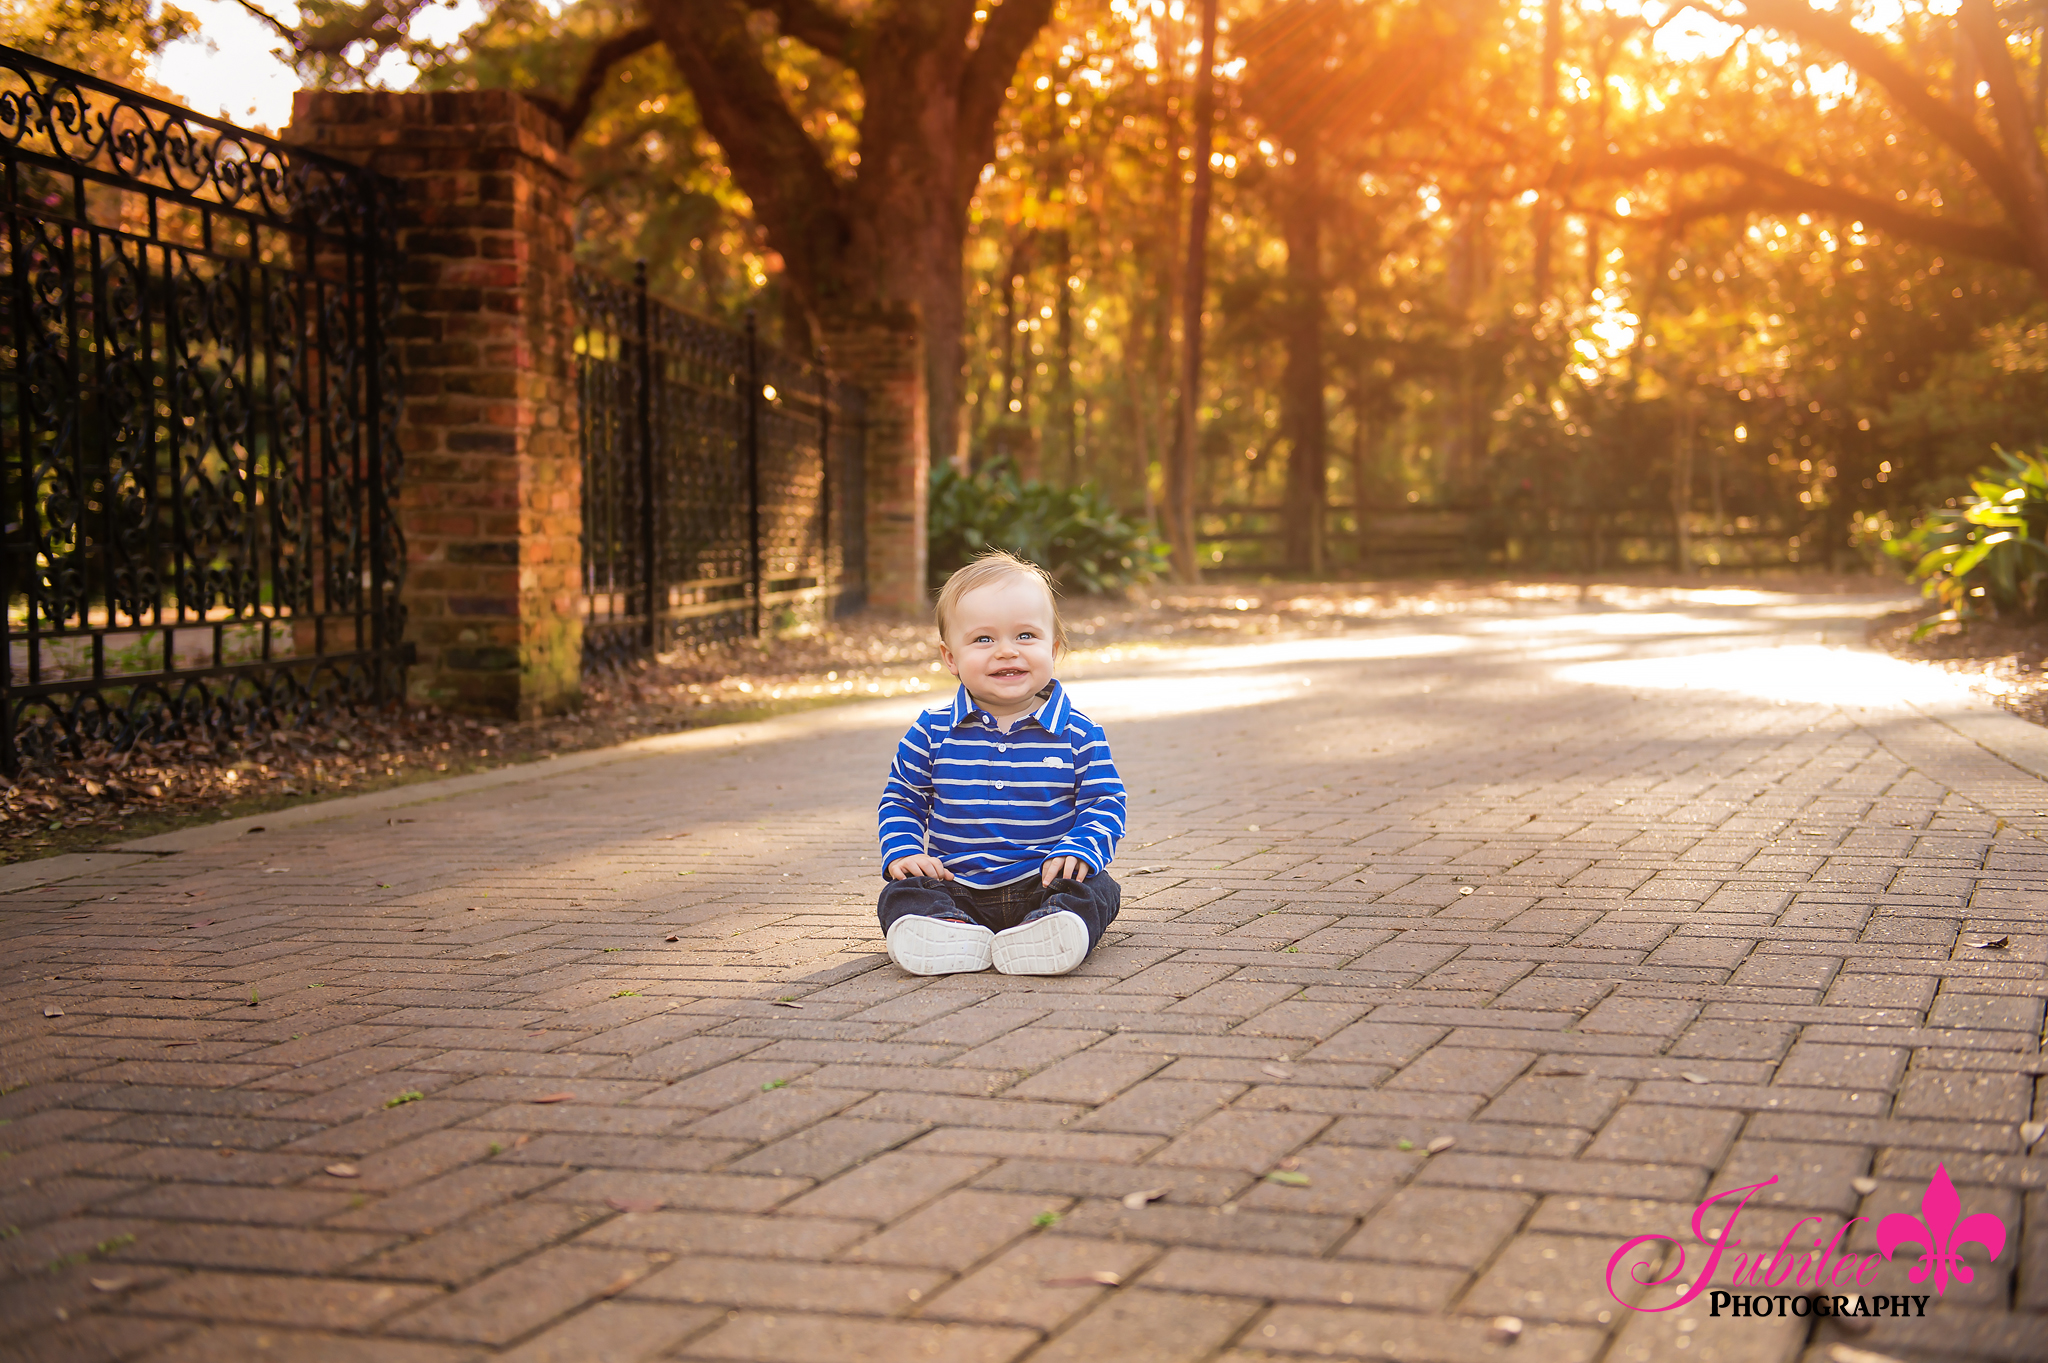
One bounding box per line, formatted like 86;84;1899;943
1874;1163;2007;1296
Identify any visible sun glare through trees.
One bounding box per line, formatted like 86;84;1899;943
18;0;2048;584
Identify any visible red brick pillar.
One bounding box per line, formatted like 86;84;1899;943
287;90;582;718
823;305;927;614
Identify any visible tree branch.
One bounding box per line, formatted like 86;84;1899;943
231;0;301;48
759;0;856;65
1733;0;2026;223
954;0;1056;211
1584;148;2033;266
527;23;662;138
1959;0;2048;268
644;0;846;305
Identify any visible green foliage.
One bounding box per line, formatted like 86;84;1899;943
1890;448;2048;633
929;460;1168;595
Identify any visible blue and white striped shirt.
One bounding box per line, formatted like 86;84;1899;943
877;680;1126;888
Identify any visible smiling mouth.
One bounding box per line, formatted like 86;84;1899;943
989;668;1030;680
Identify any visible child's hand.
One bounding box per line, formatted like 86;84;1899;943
888;855;954;881
1041;856;1091;885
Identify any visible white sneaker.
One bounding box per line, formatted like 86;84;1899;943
885;913;994;975
992;910;1090;976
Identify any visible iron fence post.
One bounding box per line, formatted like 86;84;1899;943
745;310;762;639
364;197;388;691
818;370;831;615
634;261;657;655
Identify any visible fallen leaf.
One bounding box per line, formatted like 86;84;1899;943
605;1197;664;1213
324;1163;360;1179
1127;866;1168;875
1264;1170;1312;1186
1965;936;2009;950
1851;1176;1879;1195
597;1271;639;1298
1426;1136;1457;1154
41;1006;63;1018
1488;1316;1523;1344
1042;1271;1122;1287
1534;1066;1585;1078
262;868;288;874
771;1000;804;1009
1261;1064;1292;1079
1120;1187;1168;1209
88;1277;132;1293
1679;1072;1712;1085
665;935;680;942
2020;1121;2047;1149
531;1093;575;1104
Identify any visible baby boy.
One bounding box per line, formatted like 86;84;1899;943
876;550;1125;975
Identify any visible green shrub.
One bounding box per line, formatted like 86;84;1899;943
929;459;1169;594
1889;446;2048;634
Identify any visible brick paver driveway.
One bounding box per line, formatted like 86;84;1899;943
4;586;2045;1363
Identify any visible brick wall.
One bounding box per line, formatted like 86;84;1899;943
822;304;927;615
288;90;582;718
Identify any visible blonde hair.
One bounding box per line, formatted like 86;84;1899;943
935;550;1068;655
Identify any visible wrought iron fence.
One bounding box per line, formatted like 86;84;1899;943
0;46;409;773
575;264;864;670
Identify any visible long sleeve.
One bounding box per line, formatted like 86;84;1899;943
1046;719;1125;872
876;716;937;868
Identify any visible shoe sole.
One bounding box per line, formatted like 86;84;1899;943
992;911;1090;976
886;916;994;975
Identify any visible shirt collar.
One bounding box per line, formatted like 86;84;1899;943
949;679;1067;733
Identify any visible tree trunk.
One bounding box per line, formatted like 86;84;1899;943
1167;0;1220;583
1278;140;1327;575
641;0;1055;611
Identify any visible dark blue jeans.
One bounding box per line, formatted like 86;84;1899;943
878;872;1121;951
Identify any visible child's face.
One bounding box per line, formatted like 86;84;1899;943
940;575;1059;716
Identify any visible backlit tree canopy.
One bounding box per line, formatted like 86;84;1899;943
109;0;2048;571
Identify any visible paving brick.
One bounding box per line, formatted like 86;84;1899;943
675;1312;1036;1363
1774;1040;1909;1091
1028;1288;1260;1363
1342;1185;1534;1267
356;1197;599;1285
578;1207;872;1257
917;1235;1159;1329
496;1301;721;1363
390;1244;651;1344
1053;1198;1352;1255
777;1150;991;1221
1463;1231;1642;1322
1383;1045;1534;1096
1476;1076;1630;1128
972;1157;1249;1207
1142;1244;1466;1308
1151;1110;1330;1171
122;1272;437;1329
839;1189;1068;1268
626;1255;946;1314
1250;1304;1604;1362
1074;1080;1245;1135
115;1325;472;1363
1238;1142;1421;1219
1893;1067;2036;1122
1582;1104;1744;1167
328;1163;564;1233
726;1117;926;1179
536;1170;808;1214
1007;1051;1170;1103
